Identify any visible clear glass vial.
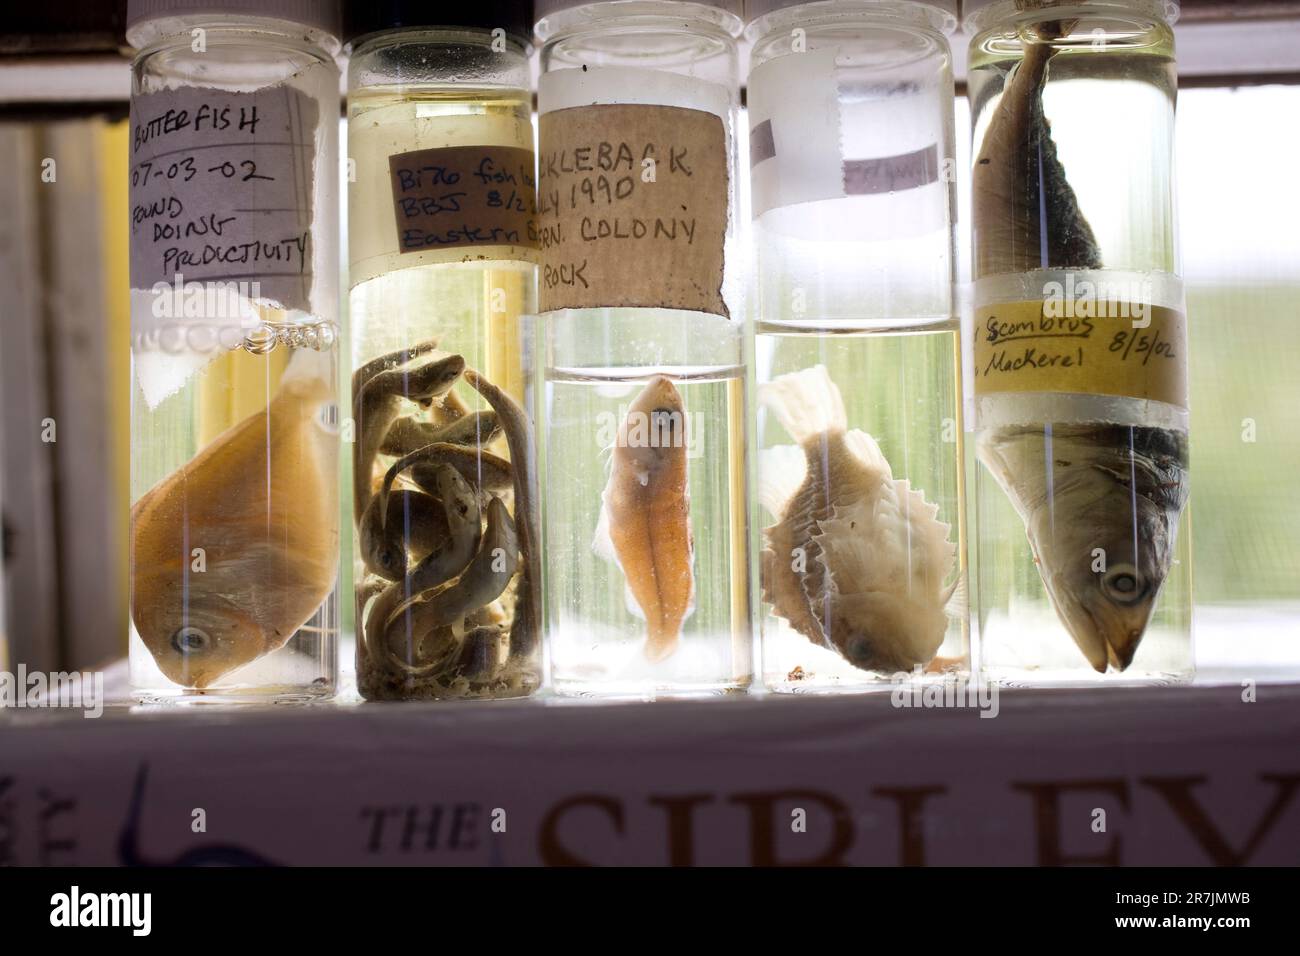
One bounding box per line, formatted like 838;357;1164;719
346;2;542;700
127;0;341;702
967;0;1191;683
536;0;752;697
746;0;968;693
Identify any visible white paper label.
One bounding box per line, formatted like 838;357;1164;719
747;48;843;218
128;84;319;313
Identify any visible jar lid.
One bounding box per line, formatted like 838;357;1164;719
745;0;959;24
343;0;535;45
536;0;745;33
126;0;342;37
960;0;1179;32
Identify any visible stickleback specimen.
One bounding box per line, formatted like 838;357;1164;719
594;376;695;663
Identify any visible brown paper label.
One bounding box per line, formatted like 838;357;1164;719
537;104;729;316
973;300;1188;408
389;145;538;254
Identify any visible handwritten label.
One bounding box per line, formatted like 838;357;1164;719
973;300;1188;408
129;85;318;313
388;146;538;254
537;104;728;316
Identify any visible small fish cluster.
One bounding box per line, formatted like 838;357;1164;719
352;342;540;699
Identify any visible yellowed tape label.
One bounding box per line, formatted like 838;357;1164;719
973;300;1188;408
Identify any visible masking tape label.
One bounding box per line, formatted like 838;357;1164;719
129;84;318;313
537;103;729;317
973;299;1188;408
388;145;538;254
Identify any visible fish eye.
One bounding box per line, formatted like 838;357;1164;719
171;626;211;655
1102;566;1146;605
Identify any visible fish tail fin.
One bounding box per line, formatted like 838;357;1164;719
759;365;846;444
643;625;679;663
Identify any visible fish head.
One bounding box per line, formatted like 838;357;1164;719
617;376;687;480
134;595;271;689
412;354;466;406
831;591;949;673
433;463;478;533
1036;496;1174;673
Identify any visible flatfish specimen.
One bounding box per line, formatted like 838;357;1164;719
758;365;958;673
978;423;1188;672
131;358;338;688
593;376;695;663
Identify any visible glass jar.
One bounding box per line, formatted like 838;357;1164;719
346;3;542;700
966;0;1191;683
535;0;752;697
127;1;341;702
746;0;968;693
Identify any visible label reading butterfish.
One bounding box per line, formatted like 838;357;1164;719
129;84;318;313
537;103;729;317
389;145;538;254
973;300;1188;409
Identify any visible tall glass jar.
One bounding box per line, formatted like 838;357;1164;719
746;0;968;693
127;0;341;702
536;0;752;697
966;0;1191;683
346;3;542;700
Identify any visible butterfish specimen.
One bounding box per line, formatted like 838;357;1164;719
594;376;695;662
758;365;957;673
131;359;337;688
978;424;1188;672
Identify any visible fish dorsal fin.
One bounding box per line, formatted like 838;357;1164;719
758;365;847;445
844;429;892;477
757;443;806;518
810;500;879;598
895;477;958;586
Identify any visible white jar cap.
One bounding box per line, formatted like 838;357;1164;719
126;0;342;41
